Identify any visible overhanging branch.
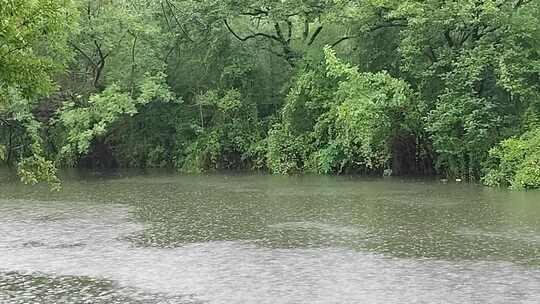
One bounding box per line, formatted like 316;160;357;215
307;26;323;46
224;19;281;43
331;21;407;48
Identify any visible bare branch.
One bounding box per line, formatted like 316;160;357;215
160;1;173;32
286;19;293;43
303;18;309;42
424;46;437;63
224;19;281;43
331;21;406;48
330;36;355;48
69;42;97;67
240;9;269;17
444;29;454;48
273;22;286;43
165;0;194;42
129;32;138;95
307;26;323;46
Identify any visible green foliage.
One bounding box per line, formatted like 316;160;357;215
180;90;264;172
1;89;61;189
69;0;170;91
267;125;311;174
395;0;540;179
483;129;540;190
181;130;222;173
322;47;413;172
3;0;540;190
268;47;415;175
0;0;76;98
17;156;60;191
59;73;175;162
0;0;75;187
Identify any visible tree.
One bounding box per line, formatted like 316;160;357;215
221;0;406;66
267;47;425;175
3;0;540;190
56;0;177;167
0;0;76;187
394;0;540;179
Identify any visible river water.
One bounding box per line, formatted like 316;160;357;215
0;171;539;303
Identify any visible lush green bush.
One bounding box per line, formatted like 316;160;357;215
58;74;175;164
483;129;540;190
268;47;419;175
0;0;76;187
179;90;265;172
4;0;540;191
267;125;311;174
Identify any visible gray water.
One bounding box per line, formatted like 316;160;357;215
1;171;539;303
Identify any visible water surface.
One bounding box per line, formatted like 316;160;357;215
1;171;539;303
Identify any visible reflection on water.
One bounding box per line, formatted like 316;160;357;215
0;171;539;303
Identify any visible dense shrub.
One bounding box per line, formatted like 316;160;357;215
483;129;540;190
267;48;421;175
179;90;265;172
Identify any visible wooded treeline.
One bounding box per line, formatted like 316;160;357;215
1;0;539;189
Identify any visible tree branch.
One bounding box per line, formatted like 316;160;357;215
303;18;309;42
165;0;194;42
240;9;269;17
69;41;96;67
129;32;138;95
286;19;293;43
224;19;281;43
92;40;109;90
444;29;454;48
273;22;286;43
307;26;323;46
331;21;406;48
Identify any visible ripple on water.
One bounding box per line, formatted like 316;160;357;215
1;202;540;304
1;175;540;304
0;271;202;304
267;221;362;236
